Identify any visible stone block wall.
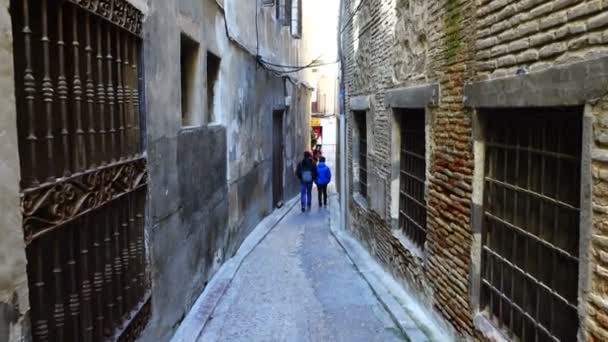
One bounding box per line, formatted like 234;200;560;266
341;0;608;340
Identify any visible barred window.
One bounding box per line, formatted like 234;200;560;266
355;112;367;198
10;1;150;341
480;108;582;342
398;110;427;248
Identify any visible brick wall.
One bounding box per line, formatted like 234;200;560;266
341;0;608;340
342;0;478;338
476;0;608;80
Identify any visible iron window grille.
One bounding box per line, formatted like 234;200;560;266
10;0;150;341
398;110;427;248
480;108;582;342
355;112;367;198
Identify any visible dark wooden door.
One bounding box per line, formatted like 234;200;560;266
272;111;284;207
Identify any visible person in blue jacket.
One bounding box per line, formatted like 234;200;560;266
315;156;331;208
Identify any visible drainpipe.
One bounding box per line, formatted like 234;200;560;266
338;0;347;230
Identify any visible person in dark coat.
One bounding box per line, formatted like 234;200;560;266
315;157;331;208
296;152;318;212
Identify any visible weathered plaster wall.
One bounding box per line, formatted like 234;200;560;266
0;1;31;341
140;0;310;340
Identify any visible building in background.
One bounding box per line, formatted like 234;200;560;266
340;0;608;341
0;0;311;341
303;0;340;158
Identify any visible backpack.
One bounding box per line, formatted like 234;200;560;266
302;170;313;183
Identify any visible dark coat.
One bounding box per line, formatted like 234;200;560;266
296;158;318;183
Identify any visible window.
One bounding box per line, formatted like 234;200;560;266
207;52;221;122
355;112;367;198
262;0;275;6
180;33;200;126
480;108;582;342
398;110;427;248
276;0;292;26
291;0;302;38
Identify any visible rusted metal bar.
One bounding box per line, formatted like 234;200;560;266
41;0;55;182
120;198;132;315
92;211;105;340
96;18;108;165
113;201;125;320
85;12;97;169
57;5;71;177
107;25;117;163
31;243;49;342
80;217;94;342
72;6;86;172
131;41;141;156
123;34;133;159
103;212;116;334
52;237;66;341
116;30;125;161
67;227;81;341
21;0;39;187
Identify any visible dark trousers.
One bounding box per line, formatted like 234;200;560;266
300;182;313;209
317;184;328;206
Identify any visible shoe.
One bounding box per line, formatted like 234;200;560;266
307;205;311;211
319;203;323;208
302;207;306;213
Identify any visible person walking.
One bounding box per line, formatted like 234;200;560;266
315;156;331;208
296;152;318;212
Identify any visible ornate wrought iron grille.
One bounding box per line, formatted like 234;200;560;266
356;112;367;198
398;110;427;247
481;108;582;342
10;0;149;341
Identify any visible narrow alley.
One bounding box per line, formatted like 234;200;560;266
2;0;608;342
196;193;404;342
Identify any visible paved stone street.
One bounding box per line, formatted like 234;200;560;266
197;192;406;342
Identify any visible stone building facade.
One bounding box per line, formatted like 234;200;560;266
0;0;310;341
341;0;608;341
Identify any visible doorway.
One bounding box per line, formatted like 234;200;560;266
272;110;285;207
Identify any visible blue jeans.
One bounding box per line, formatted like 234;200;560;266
300;182;313;208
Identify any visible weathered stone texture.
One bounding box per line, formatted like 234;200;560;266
476;0;608;80
589;97;608;342
343;0;608;340
342;0;476;338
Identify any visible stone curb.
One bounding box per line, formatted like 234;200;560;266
171;197;299;342
327;193;436;342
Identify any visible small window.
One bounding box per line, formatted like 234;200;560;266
480;107;582;342
355;112;367;198
180;33;200;126
291;0;302;38
207;52;221;123
276;0;292;26
398;110;427;248
262;0;274;6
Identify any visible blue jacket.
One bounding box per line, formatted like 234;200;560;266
315;162;331;186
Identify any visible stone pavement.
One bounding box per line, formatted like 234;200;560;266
196;194;407;342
